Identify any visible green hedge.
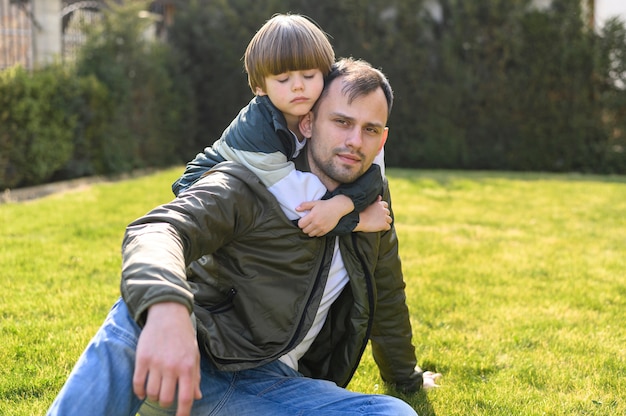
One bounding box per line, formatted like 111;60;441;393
167;0;626;174
2;0;626;190
0;65;77;188
73;1;194;176
0;2;194;190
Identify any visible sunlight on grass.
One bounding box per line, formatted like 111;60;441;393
1;167;625;415
385;169;626;415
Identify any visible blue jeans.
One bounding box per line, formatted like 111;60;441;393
47;299;417;416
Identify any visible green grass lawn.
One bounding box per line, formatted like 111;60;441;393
1;167;625;415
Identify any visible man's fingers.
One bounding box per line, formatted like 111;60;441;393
145;370;162;403
422;371;443;390
133;362;148;400
426;371;443;380
158;375;178;409
135;303;200;415
175;375;196;416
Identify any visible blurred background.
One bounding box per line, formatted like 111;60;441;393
1;0;625;190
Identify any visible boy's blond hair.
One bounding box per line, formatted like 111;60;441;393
244;14;335;94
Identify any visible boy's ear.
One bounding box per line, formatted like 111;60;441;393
299;112;313;138
255;86;267;96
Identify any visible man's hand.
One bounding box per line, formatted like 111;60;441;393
422;371;442;390
133;302;202;416
353;196;392;233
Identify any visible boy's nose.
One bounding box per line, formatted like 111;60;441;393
292;76;304;91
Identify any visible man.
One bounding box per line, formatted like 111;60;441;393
47;58;441;416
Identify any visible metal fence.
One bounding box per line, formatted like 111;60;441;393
0;0;33;70
1;1;170;70
61;1;101;61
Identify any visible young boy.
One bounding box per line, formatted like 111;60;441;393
172;14;388;237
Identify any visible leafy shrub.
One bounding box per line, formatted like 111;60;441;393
168;0;626;173
74;1;194;174
0;65;76;189
54;74;112;179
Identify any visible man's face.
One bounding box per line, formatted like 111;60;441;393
301;79;389;190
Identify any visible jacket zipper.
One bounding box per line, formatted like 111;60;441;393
340;233;376;387
283;237;332;352
211;238;331;366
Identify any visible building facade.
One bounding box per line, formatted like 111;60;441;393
0;0;174;70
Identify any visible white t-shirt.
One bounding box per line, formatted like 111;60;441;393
276;132;386;370
279;238;348;370
268;133;385;221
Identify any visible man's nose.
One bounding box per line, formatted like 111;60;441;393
345;128;363;148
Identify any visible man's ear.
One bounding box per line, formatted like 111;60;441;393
299;112;313;138
378;127;389;152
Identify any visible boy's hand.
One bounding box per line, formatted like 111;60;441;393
296;195;353;237
353;196;392;232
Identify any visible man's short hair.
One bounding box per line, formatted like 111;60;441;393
318;57;394;116
244;14;335;94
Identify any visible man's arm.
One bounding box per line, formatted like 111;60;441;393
368;185;424;392
122;167;254;324
121;164;265;414
368;187;442;391
133;302;202;416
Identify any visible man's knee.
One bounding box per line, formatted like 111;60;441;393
368;394;418;416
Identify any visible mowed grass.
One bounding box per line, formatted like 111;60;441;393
1;167;625;415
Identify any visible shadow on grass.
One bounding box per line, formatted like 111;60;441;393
385;385;437;416
411;391;437;416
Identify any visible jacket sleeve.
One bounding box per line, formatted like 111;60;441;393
322;164;383;236
325;164;383;211
172;97;296;196
171;147;225;196
369;182;424;392
122;168;256;325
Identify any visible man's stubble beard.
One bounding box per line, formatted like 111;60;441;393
310;147;368;187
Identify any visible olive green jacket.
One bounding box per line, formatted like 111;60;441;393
120;161;422;391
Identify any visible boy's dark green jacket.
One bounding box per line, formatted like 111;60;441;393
121;161;423;392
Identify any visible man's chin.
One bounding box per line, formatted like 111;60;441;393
332;169;363;184
316;159;364;184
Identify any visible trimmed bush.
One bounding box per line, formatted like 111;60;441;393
168;0;626;174
74;1;194;175
0;65;76;189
